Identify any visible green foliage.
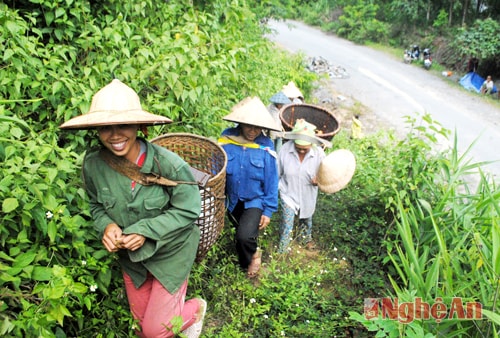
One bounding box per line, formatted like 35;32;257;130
336;2;389;44
433;9;448;33
453;18;500;60
0;0;313;336
349;114;500;337
245;0;295;21
0;105;130;336
2;0;500;336
189;220;371;337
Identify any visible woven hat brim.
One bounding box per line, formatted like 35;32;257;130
282;132;332;148
317;149;356;194
59;110;172;129
223;115;282;131
223;97;282;131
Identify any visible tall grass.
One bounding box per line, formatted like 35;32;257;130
351;114;500;337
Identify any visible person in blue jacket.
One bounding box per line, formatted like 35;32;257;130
218;97;281;278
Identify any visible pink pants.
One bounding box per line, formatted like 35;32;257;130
123;272;199;338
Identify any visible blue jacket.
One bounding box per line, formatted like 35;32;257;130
221;127;278;218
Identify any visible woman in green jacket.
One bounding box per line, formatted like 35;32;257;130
60;79;206;338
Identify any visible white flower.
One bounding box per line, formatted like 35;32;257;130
316;282;321;286
250;298;256;304
46;211;53;219
333;258;338;261
333;247;338;251
281;331;285;336
90;284;98;292
263;314;269;319
81;260;87;266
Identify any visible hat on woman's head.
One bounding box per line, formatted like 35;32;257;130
316;149;356;194
283;118;332;148
269;91;292;105
60;79;172;129
292;119;316;146
223;96;281;131
281;81;303;100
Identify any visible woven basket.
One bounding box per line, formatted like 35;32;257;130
151;133;227;262
279;103;340;141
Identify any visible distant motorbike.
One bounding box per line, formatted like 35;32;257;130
404;45;420;64
423;48;432;69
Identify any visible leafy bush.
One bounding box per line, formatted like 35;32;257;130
0;0;313;336
350;114;500;337
2;0;499;336
336;2;389;44
453;18;500;60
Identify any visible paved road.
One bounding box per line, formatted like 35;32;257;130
267;20;500;180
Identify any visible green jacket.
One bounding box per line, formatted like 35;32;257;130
82;139;201;293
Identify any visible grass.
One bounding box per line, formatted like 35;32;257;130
185;107;499;337
187;126;395;337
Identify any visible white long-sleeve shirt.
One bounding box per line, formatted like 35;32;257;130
278;140;325;218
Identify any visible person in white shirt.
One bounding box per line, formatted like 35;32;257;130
277;119;326;252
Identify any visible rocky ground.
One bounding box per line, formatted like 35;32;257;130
309;77;387;137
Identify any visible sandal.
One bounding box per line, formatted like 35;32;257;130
305;241;316;250
182;298;207;338
247;249;262;278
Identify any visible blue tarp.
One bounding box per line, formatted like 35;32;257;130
459;72;497;94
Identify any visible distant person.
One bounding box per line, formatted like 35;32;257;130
481;75;494;95
267;91;291;153
351;115;364;139
282;81;304;103
467;57;479;73
219;97;280;278
277;119;326;252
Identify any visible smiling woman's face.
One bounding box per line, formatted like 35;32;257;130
97;124;140;163
240;124;262;142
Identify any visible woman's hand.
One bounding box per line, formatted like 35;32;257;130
259;215;271;230
120;234;146;251
102;223;123;252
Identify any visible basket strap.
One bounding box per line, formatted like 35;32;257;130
99;149;200;187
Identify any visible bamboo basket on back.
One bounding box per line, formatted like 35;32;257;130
151;133;227;262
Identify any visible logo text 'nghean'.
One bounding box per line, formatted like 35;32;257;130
364;297;483;324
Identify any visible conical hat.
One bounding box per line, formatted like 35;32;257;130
317;149;356;194
281;81;303;100
223;96;281;131
60;79;172;129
